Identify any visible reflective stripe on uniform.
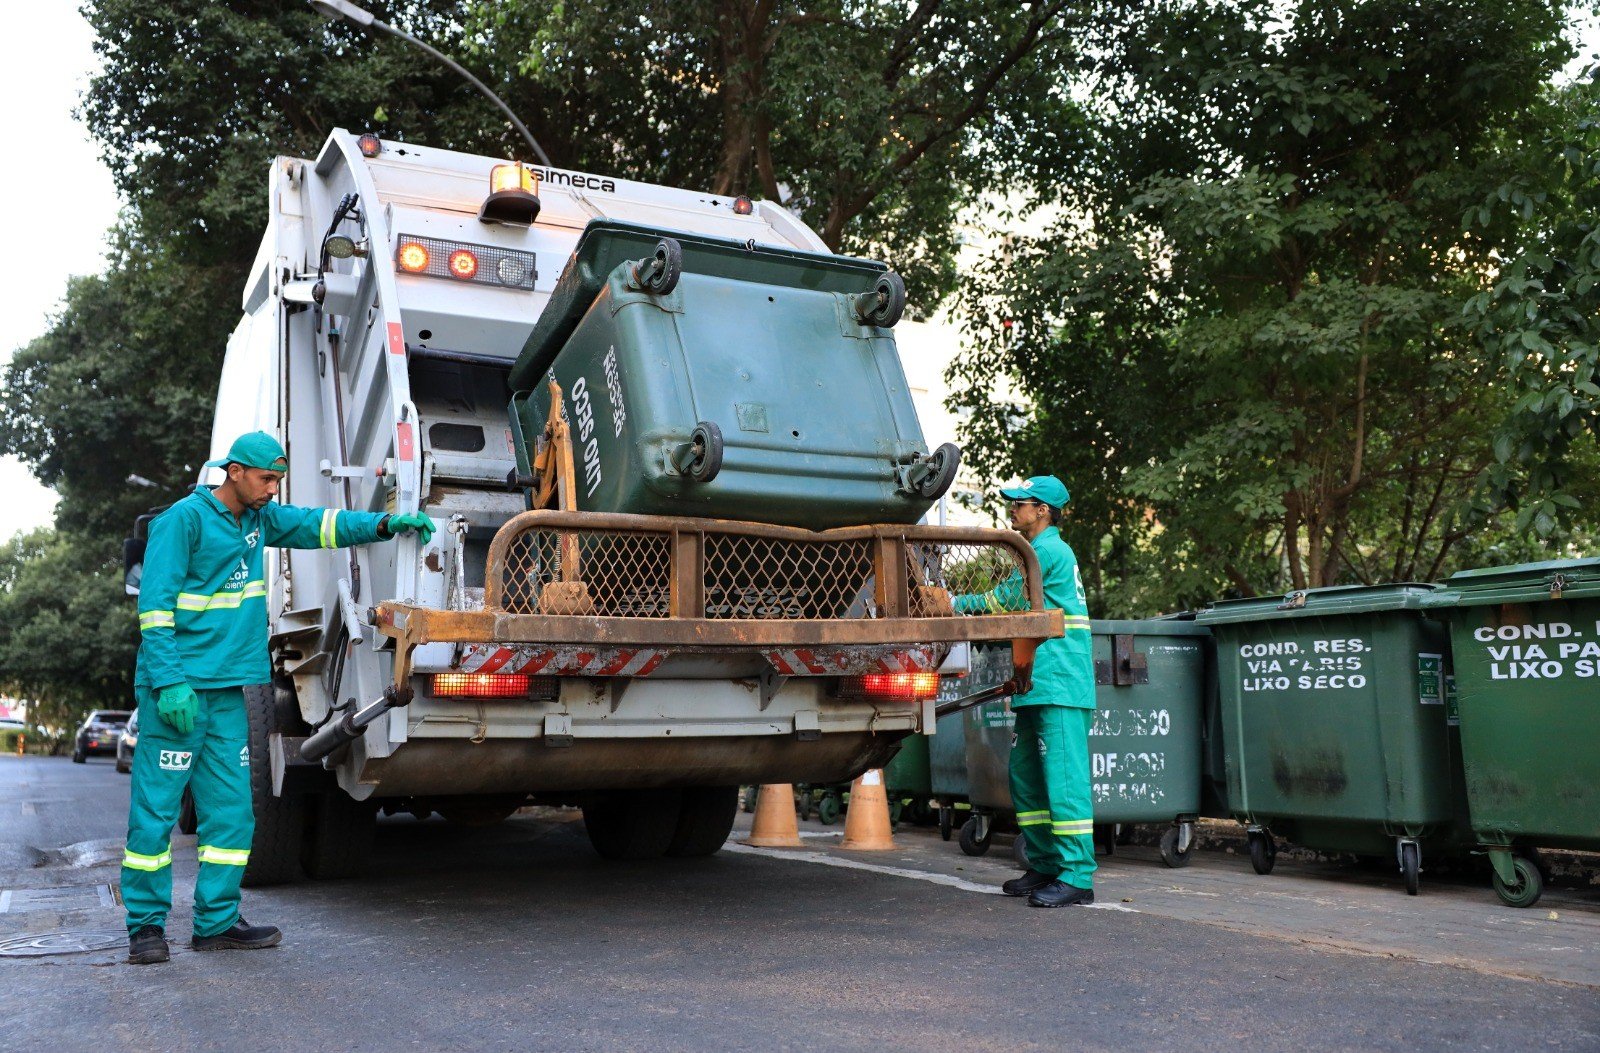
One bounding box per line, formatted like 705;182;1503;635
123;846;173;872
138;610;175;631
1016;810;1052;827
1051;819;1094;836
1062;615;1092;632
319;508;339;549
196;845;251;867
175;581;267;612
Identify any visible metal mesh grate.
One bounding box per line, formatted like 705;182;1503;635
703;536;876;619
906;541;1028;613
499;528;673;617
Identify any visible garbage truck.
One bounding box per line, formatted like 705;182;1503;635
128;129;1060;884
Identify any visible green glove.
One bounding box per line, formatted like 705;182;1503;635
156;684;199;735
385;512;436;545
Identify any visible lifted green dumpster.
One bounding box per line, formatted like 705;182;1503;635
506;220;958;528
1431;558;1600;907
1197;585;1468;894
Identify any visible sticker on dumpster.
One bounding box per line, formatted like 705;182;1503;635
1465;621;1600;679
1238;636;1372;692
1416;653;1444;705
1445;674;1460;726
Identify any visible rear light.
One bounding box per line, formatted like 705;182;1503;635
397;241;430;273
448;249;479;280
837;672;941;702
357;132;382;158
481;163;542;226
732;195;753;215
432;673;557;699
394;234;537;289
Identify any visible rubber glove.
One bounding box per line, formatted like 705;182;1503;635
385;512;437;545
156;684;199;735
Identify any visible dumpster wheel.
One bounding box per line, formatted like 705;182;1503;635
686;421;724;483
1399;840;1421;896
1492;854;1544;909
1248;828;1277;875
1159;823;1195;869
958;815;992;856
816;792;842;825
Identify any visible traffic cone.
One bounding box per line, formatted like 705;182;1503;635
838;769;896;851
742;784;802;847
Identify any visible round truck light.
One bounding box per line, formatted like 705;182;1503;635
448;249;479;279
397;242;430;273
496;256;529;286
732;195;753;215
325;234;359;260
357;132;382;158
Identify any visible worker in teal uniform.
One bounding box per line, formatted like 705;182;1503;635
953;475;1096;907
125;431;435;964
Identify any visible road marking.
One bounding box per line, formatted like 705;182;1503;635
724;842;1137;911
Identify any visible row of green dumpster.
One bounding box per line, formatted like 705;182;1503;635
884;557;1598;907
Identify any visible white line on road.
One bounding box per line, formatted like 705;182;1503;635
724;842;1138;911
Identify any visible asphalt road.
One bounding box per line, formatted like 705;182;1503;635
1;754;1596;1053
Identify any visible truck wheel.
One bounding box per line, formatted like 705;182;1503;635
666;786;739;857
242;682;307;887
302;790;377;880
583;788;684;860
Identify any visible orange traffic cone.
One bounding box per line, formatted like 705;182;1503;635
838;769;896;851
742;784;802;848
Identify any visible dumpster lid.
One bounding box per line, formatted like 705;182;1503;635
1195;583;1443;625
1091;618;1211;638
1439;557;1600;605
509;219;888;390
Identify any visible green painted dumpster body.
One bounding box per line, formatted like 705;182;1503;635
507;220;937;529
1197;585;1467;870
1431;558;1600;905
883;734;930;800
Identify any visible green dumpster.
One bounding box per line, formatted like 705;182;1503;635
1197;585;1467;894
882;734;932;825
930;643;1012;841
960;620;1212;868
506;220;957;529
1431;558;1600;907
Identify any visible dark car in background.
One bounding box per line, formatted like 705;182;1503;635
116;710;140;774
73;710;131;764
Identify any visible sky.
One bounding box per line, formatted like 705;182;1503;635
0;6;117;542
0;8;1596;547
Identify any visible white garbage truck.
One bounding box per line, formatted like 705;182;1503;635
133;129;1059;884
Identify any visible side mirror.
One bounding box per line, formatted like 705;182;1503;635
122;536;146;597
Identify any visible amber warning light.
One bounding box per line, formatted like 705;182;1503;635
480;162;542;226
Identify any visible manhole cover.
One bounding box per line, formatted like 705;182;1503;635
0;885;116;913
0;930;126;957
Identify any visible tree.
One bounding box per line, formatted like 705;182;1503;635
952;0;1584;612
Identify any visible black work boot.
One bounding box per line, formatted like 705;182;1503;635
127;925;170;965
1028;881;1095;908
1002;869;1055;897
191;917;283;951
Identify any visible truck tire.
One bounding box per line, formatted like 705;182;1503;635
241;682;307;887
302;789;377;880
582;788;684;861
665;786;739;857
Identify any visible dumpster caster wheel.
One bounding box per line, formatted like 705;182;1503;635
856;271;906;328
1094;824;1118;857
1493;855;1544;908
914;443;962;500
1248;830;1276;875
959;816;992;856
635;237;682;295
939;806;954;842
1399;841;1421;896
741;785;758;814
1011;835;1030;870
817;793;842;826
797;790;813;822
1160;824;1195;869
686;421;724;483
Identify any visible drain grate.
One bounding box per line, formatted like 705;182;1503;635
0;930;126;957
0;885;116;913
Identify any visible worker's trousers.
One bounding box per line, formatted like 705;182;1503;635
122;686;255;937
1010;704;1097;889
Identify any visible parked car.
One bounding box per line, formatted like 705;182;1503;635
116;710;140;774
73;710;131;764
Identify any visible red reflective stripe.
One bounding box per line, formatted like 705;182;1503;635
396;421;415;462
596;650;636;676
794;648;826;674
634;653;666;677
387;322;405;355
476;648;514;674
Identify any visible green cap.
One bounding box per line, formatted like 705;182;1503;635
999;475;1069;509
204;431;288;472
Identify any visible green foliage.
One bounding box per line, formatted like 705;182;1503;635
953;0;1585;612
0;530;137;731
1468;72;1600;535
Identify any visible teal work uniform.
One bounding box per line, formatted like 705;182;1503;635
955;525;1096;888
125;486;389;937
